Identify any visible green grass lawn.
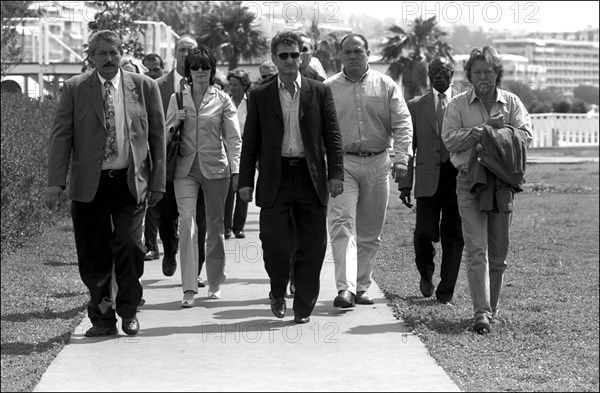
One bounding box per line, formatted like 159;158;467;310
375;162;599;392
1;224;87;392
1;162;598;392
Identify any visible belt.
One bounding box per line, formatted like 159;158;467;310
345;150;386;158
101;168;128;178
281;157;306;166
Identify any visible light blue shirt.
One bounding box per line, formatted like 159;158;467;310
442;87;532;170
324;67;413;165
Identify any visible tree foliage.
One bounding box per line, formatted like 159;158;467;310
1;1;39;76
573;84;599;106
380;16;454;100
195;1;268;70
139;1;201;36
86;1;147;61
313;20;343;76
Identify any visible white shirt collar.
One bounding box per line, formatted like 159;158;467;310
433;85;452;100
277;73;302;89
97;68;121;89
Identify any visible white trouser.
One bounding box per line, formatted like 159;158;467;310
328;152;391;294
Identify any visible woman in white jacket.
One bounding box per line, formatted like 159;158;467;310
165;46;241;307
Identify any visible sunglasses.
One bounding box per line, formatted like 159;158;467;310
261;74;275;79
190;64;211;71
301;47;309;53
277;52;300;61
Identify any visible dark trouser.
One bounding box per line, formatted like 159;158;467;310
414;160;464;301
158;180;206;272
72;170;144;327
259;158;327;317
224;181;249;232
144;204;160;253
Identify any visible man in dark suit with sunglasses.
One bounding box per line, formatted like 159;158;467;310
239;31;344;324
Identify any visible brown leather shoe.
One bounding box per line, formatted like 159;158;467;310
473;315;491;334
333;290;355;308
122;316;140;336
84;325;118;337
355;291;374;305
269;292;286;318
162;255;177;277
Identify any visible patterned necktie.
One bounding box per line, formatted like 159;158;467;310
436;92;446;134
284;81;295;98
437;92;449;163
103;80;118;163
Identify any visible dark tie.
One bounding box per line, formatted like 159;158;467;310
437;92;449;163
284;81;295;98
103;81;118;164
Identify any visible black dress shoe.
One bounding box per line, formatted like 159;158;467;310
269;292;286;318
233;230;246;239
225;229;232;239
419;278;435;298
122;316;140;336
84;325;117;337
355;291;374;305
333;290;355;308
293;312;310;324
162;255;177;277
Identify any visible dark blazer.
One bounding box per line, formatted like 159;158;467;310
156;70;176;115
48;69;165;203
238;76;344;208
398;91;449;198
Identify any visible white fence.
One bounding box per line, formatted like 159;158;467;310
530;113;599;147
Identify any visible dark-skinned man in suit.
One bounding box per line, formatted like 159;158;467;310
398;56;465;306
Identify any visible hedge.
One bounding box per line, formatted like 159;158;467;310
1;93;69;256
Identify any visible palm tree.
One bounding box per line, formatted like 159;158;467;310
195;1;268;70
380;16;454;100
311;20;343;76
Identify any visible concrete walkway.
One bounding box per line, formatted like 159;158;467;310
34;202;460;392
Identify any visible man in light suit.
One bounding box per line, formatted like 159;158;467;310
45;30;165;337
154;35;207;285
398;57;464;305
238;31;344;324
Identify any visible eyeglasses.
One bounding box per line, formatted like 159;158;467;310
190;64;211;71
261;73;275;79
277;52;300;61
301;47;309;53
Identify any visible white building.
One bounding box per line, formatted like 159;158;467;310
493;36;599;96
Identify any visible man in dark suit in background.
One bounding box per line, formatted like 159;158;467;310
45;30;165;337
297;32;325;82
238;31;344;324
155;35;207;287
398;57;464;305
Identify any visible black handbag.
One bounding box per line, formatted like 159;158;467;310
166;91;184;181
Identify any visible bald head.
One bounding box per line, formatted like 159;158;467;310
428;57;454;75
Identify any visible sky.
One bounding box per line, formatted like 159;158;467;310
329;1;600;32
